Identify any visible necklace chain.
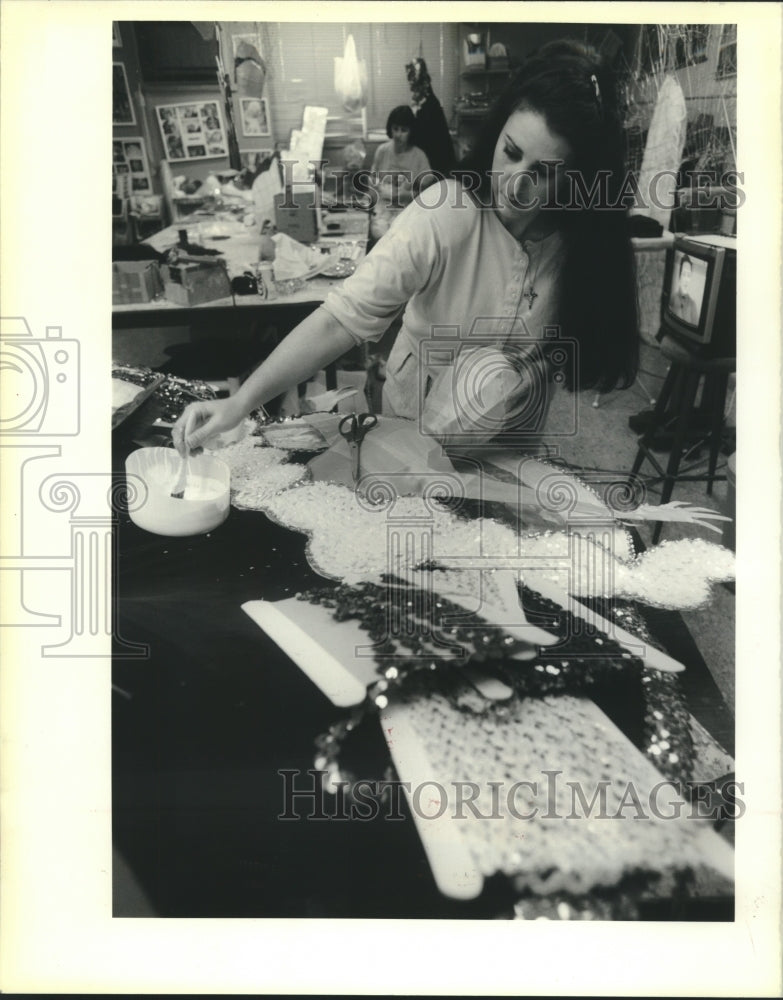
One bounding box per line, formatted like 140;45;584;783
522;243;542;310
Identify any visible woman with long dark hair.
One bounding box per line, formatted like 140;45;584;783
174;39;638;454
457;39;638;395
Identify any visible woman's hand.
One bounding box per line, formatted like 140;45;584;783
171;396;245;456
169;307;357;456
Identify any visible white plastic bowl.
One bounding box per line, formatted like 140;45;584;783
125;447;230;536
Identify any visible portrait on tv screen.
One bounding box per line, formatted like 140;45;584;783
669;250;708;327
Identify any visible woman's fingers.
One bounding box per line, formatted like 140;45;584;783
172;402;213;456
185;409;220;451
170;411;190;457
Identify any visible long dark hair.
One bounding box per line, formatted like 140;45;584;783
458;39;639;393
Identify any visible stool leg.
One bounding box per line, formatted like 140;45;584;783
706;370;730;495
660;367;701;505
652;366;701;544
630;363;677;478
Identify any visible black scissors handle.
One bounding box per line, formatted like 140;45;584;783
338;412;377;444
338;412;378;481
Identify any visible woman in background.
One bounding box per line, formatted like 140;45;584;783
174;40;638;455
371;104;431;210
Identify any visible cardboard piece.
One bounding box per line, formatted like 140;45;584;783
111;260;163;305
161;260;232;307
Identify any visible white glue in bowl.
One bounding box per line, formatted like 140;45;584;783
125;447;230;536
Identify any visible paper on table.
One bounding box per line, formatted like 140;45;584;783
279;147;312;185
291;106;328;170
307;416;456;491
271;231;323;280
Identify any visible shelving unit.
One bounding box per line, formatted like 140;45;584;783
454;25;511;156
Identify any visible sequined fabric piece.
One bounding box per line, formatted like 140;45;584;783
205;439;309;509
396;686;717;895
258;477;733;610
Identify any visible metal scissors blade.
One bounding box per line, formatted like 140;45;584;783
338;412;378;482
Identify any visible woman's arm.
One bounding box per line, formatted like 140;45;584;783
172;306;356;454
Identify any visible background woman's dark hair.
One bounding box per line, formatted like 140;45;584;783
386;104;416;138
457;39;639;393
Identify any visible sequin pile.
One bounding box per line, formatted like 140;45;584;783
205;438;309;509
614;538;736;609
255;474;734;610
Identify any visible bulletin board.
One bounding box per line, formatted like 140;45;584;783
112;136;152;194
155;100;229;161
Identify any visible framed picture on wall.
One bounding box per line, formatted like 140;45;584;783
239;96;270;136
112;136;152;198
112;63;136;126
156;100;228;161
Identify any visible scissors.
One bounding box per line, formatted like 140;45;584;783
338;412;378;482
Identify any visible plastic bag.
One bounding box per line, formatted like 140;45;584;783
334;34;367;112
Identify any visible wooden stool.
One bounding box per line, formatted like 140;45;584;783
629;335;735;543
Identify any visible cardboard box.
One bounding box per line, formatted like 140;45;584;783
274;190;319;244
112;260;164;305
161;259;232;307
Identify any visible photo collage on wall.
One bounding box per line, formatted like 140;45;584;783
112;136;152;194
156;101;229;161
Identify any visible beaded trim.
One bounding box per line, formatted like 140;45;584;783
300;571;694;801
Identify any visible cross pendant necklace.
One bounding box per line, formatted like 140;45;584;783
521;242;541;311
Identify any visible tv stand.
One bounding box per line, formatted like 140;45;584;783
628;334;735;543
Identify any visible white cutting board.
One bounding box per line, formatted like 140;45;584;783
242;596;484;897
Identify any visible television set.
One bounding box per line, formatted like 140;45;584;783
660;233;737;358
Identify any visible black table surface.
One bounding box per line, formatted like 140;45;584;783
112;418;735;919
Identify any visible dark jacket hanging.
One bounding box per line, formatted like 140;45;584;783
406;57;456;177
